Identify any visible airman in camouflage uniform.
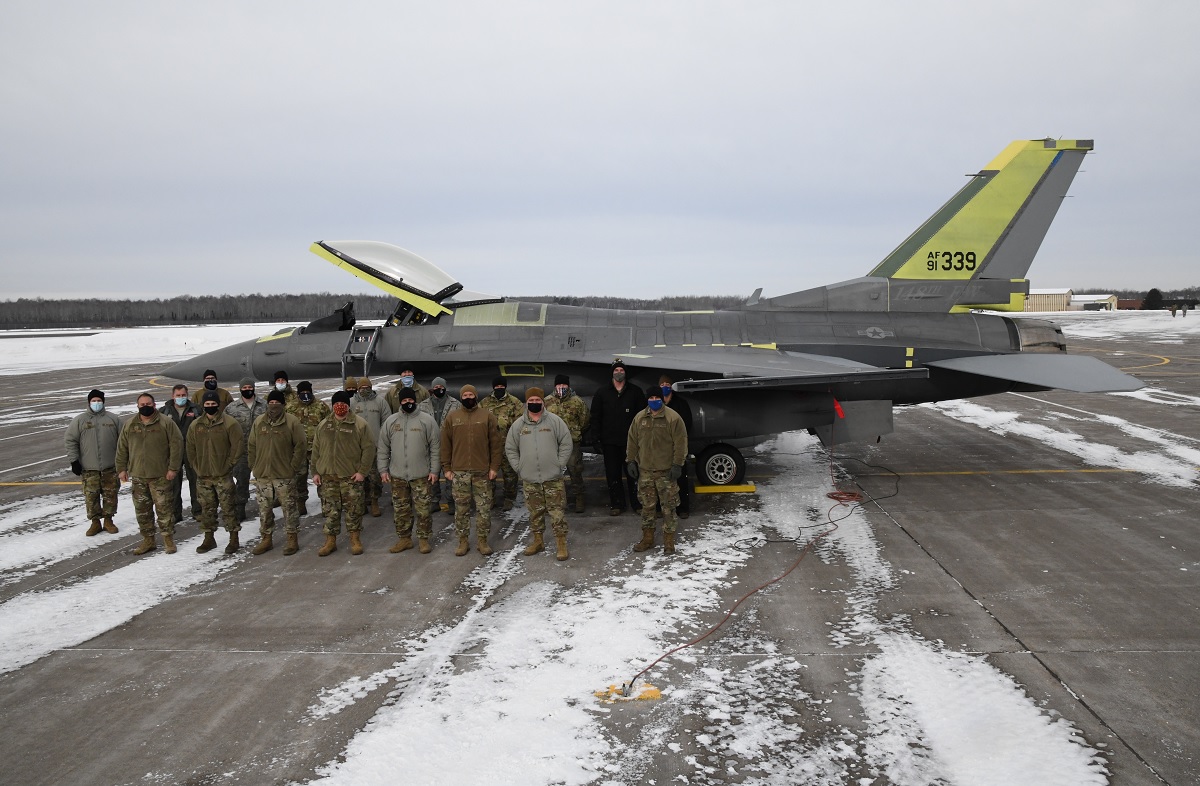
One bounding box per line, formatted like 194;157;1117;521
116;392;184;555
187;390;245;554
386;363;429;412
544;373;590;513
378;387;440;554
505;388;574;560
479;376;524;510
626;390;688;555
441;385;502;556
353;376;393;517
271;370;300;408
312;390;376;556
247;389;307;555
418;376;461;515
225;377;266;521
65;388;123;535
288;380;331;515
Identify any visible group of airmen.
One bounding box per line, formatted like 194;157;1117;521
64;359;692;561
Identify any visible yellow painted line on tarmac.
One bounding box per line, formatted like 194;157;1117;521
147;377;172;389
1119;355;1171;371
0;481;82;486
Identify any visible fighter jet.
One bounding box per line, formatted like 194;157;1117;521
165;138;1140;485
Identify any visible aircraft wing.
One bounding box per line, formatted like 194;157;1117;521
596;347;929;391
924;353;1143;393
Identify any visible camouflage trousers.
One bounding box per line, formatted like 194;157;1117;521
494;453;518;505
638;469;680;533
391;477;434;539
82;468;119;520
365;467;383;502
452;471;493;537
196;475;239;533
564;443;585;500
255;479;299;535
292;451;311;512
320;475;365;535
523;478;567;536
132;476;176;537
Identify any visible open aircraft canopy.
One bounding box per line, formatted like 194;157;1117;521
310;240;495;317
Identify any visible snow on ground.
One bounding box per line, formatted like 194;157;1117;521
1015;309;1200;342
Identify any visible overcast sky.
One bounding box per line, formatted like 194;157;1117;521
1;1;1196;303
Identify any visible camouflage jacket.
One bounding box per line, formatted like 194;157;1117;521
311;414;375;478
479;392;524;435
225;397;267;439
544;390;590;442
289;398;332;451
186;413;245;477
116;411;183;478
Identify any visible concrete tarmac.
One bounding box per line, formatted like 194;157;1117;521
0;335;1196;784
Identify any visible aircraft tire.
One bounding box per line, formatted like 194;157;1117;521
696;444;746;486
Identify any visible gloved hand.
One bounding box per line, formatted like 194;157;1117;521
625;461;639;480
668;464;682;481
70;459;83;476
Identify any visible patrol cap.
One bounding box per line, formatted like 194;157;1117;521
267;389;286;404
554;374;569;385
431;376;447;389
525;387;544;401
331;390;353;406
398;387;417;402
201;390;220;404
273;370;289;382
492;376;507;388
297;381;313;392
239;377;255;388
460;384;477;397
87;389;105;401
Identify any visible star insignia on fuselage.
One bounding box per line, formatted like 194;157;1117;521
859;326;895;339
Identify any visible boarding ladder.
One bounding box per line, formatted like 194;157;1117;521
341;326;381;381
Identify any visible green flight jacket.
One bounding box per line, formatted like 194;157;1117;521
186;413;245;477
115;411;183;478
311;415;375;477
247;412;306;480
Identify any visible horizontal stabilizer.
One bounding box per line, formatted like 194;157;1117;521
925;354;1143;393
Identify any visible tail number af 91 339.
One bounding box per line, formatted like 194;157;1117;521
926;251;977;272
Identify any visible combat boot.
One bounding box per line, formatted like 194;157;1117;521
349;531;364;555
477;535;493;556
370;499;381;517
574;495;584;514
163;533;177;554
418;538;432;554
523;532;544;556
133;535;156;555
283;532;299;556
390;536;414;553
196;531;218;553
555;534;569;561
224;531;240;554
252;533;273;555
103;516;118;534
454;535;470;557
86;518;102;536
663;532;676;555
632;528;656;552
318;534;338;557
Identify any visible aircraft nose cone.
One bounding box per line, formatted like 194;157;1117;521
162;338;258;381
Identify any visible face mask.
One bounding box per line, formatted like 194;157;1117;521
401;375;414;387
613;371;626;383
299;391;314;403
359;389;374;399
648;399;664;412
660;385;672;398
333;403;350;418
555;385;568;397
462;397;477;409
203;405;219;416
138;405;155;417
267;403;284;418
204;379;217;390
493;388;506;399
275;382;287;391
241;388;255;399
174;396;188;406
401;401;417;413
527;402;543;414
432;388;446;398
89;401;104;413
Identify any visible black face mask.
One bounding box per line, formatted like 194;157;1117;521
204;380;218;390
203;405;220;416
240;389;255;399
401;401;417;413
462;397;477;409
432;388;446;398
527;402;543;414
493;388;506;399
299;391;314;403
138;405;155;417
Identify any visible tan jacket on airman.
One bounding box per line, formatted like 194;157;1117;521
116;411;183;478
247;412;306;480
311;414;375;478
186;412;245;477
626;406;687;471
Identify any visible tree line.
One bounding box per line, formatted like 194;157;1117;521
0;293;751;329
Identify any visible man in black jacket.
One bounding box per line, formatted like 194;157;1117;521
161;384;202;521
588;359;646;515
